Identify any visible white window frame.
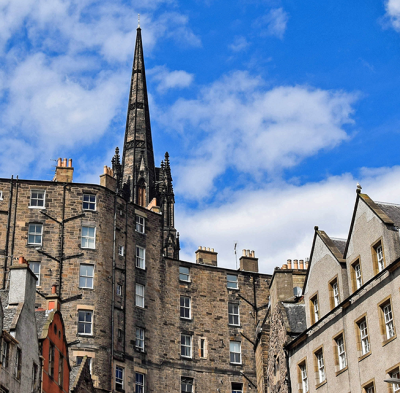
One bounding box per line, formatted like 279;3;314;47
390;370;400;392
181;334;192;358
336;336;346;370
28;223;43;245
383;303;395;339
316;351;325;383
300;363;308;392
365;386;374;393
179;266;190;282
232;382;243;393
136;216;145;233
117;284;122;296
136;327;144;351
29;262;41;286
333;282;340;307
115;365;124;391
81;226;96;249
228;303;240;326
359;320;370;355
136;246;145;269
227;274;238;289
135;284;145;308
0;191;3;200
180;296;191;319
77;310;93;335
355;263;362;289
181;377;193;393
136;372;144;393
118;245;124;256
313;297;319;322
79;264;94;289
29;190;45;208
82;194;96;211
229;341;241;364
376;245;384;272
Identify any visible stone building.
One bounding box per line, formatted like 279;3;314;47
286;188;400;393
0;26;272;393
0;257;41;393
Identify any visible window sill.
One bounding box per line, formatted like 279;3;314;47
80;247;97;251
358;351;372;362
316;380;327;389
382;334;397;347
180;356;192;360
335;366;348;376
134;347;145;353
26;244;42;248
230;362;242;366
83;209;97;213
77;334;94;338
29;206;45;209
136;266;146;271
79;287;94;290
227;287;239;291
180;318;193;322
135;230;146;235
228;324;241;328
135;306;145;310
179;279;191;284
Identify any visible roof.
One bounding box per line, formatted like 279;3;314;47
0;289;9;307
70;365;81;392
282;303;306;334
2;308;17;331
331;238;346;255
375;202;400;227
35;310;51;339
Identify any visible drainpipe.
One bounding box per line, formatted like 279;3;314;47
10;176;19;267
3;176;13;289
58;184;67;296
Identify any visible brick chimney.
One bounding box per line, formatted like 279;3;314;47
100;165;117;192
239;249;259;272
195;246;217;266
47;284;61;311
8;256;37;311
54;157;74;182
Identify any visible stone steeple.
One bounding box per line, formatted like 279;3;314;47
121;26;156;206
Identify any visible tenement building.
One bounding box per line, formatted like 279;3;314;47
0;26;272;393
285;187;400;393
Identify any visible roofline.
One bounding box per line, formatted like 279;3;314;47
285;253;400;351
302;228;318;292
165;257;272;278
343;192;394;258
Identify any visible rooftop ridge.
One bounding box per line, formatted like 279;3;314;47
375;201;400;207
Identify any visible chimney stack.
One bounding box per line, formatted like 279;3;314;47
100;165;117;191
239;249;259;272
195;246;218;266
54;157;74;183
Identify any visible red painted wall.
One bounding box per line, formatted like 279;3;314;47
41;311;70;393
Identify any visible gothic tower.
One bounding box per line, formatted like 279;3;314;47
121;25;156;207
120;25;179;259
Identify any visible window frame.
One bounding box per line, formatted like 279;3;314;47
362;379;376;393
228;303;240;326
180;296;191;320
386;364;400;393
332;331;347;374
355;314;371;359
81;226;96;249
115;365;124;391
29;190;45;209
135;327;145;352
136;246;146;269
329;276;340;309
1;339;9;367
135;284;145;308
118;245;124;257
14;347;22;381
117;284;122;296
135;215;145;233
297;358;309;393
179;266;190;282
313;347;326;386
135;372;144;393
232;382;243;393
28;223;43;246
227;274;238;289
378;296;396;344
29;261;41;286
77;310;93;336
181;334;192;358
82;194;96;211
372;238;385;274
181;377;193;393
229;341;242;364
309;292;319;324
350;257;362;292
49;343;55;378
58;354;64;387
79;264;94;289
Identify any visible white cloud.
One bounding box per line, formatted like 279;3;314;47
253;8;289;39
229;36;249;52
385;0;400;31
176;166;400;273
157;71;357;199
148;65;194;92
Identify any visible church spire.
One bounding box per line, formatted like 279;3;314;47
121;26;156;206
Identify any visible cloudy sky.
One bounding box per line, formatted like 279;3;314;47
1;0;400;272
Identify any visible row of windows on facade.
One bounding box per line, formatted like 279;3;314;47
297;296;397;393
179;266;241;290
0;337;39;391
309;243;387;326
114;368;244;393
27;216;145;249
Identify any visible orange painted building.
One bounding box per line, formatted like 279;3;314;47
36;293;71;393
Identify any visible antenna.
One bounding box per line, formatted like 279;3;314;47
138;14;140;28
234;241;238;269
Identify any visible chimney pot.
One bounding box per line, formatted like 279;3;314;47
51;285;57;294
63;158;67;167
287;259;292;269
299;259;304;269
68;158;72;167
18;256;26;265
242;249;246;256
57;158;62;167
293;259;298;269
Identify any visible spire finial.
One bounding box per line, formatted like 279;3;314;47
138;14;140;28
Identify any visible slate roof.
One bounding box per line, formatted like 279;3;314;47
3;307;17;332
70;364;81;392
35;310;49;339
283;302;306;334
375;202;400;227
0;289;9;307
331;238;346;255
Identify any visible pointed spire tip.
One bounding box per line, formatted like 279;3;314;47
138;14;140;29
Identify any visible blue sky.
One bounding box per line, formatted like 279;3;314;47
1;0;400;271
